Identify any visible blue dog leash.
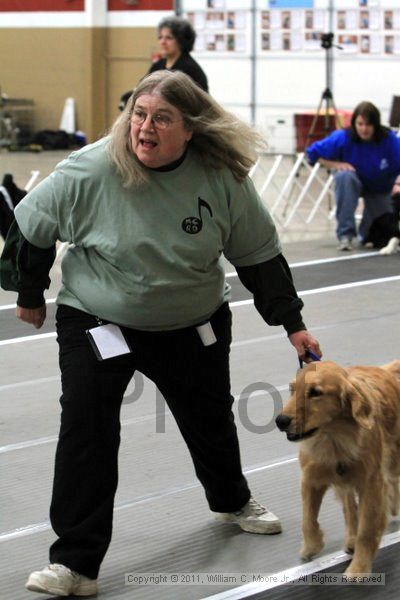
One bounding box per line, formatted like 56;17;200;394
298;349;321;369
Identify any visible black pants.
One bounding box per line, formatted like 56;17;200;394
49;303;250;579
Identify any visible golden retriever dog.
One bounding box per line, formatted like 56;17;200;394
275;359;400;576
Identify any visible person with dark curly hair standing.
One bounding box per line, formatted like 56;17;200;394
148;16;208;92
119;17;208;111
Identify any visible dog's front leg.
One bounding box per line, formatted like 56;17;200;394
300;478;327;560
337;489;358;554
388;477;400;517
344;479;387;576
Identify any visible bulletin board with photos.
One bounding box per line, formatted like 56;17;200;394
186;1;248;54
260;1;400;55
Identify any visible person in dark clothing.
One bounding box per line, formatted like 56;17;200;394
148;16;208;92
0;174;26;240
119;16;208;111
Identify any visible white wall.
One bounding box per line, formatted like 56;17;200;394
185;0;400;153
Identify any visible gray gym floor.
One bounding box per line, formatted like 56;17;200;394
1;150;400;599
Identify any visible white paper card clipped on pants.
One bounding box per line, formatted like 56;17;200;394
196;322;217;346
86;324;132;360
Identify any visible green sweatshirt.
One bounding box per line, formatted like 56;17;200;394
11;138;282;330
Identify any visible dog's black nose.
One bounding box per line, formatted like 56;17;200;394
275;414;292;431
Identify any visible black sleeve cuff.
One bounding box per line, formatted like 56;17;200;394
17;291;45;309
284;320;307;336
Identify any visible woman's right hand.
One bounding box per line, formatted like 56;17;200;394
16;305;47;329
334;161;356;171
319;158;355;172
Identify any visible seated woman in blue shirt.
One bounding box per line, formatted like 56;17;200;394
307;101;400;251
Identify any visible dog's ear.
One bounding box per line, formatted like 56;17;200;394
344;376;374;430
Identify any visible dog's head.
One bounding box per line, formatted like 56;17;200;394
275;361;374;442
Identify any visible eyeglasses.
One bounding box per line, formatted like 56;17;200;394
131;109;183;130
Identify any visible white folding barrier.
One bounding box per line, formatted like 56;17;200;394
269;153;305;219
306;172;334;224
283;161;321;227
248;158;260;179
259;154;283;200
24;170;40;192
251;153;335;229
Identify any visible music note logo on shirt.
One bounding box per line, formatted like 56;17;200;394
182;197;213;234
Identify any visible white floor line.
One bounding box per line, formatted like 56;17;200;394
0;453;296;542
1;274;400;348
0;331;56;346
0;384;290;455
4;521;400;597
0;321;327;394
0;376;59;392
0;522;51;542
0;298;56;311
300;275;400;296
2;450;399;589
225;251;380;278
0;314;377;400
0;317;373;400
288;251;380;268
0;436;58;454
232;274;400;308
201;531;400;600
0;413;165;455
231;321;343;348
0;251;381;310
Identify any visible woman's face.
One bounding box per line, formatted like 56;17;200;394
158;27;181;60
355;115;375;141
130;93;193;169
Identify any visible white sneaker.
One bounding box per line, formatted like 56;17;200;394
25;563;97;596
337;237;353;251
379;236;399;255
213;497;282;534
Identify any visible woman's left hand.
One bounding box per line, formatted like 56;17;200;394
288;330;322;363
16;305;47;329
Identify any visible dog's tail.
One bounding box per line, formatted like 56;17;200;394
382;360;400;382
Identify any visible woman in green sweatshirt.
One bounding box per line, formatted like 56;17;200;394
1;70;321;597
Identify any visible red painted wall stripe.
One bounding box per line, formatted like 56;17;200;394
108;1;173;10
0;0;84;11
0;1;172;12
